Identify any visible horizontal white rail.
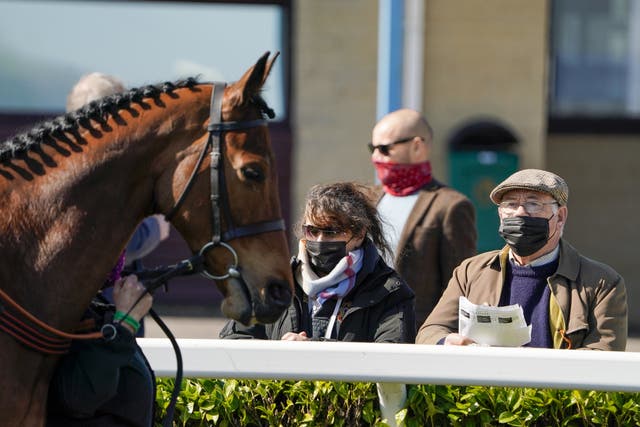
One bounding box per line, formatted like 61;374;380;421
138;338;640;392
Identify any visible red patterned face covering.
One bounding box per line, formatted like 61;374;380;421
373;161;432;196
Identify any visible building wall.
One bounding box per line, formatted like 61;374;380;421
293;0;548;216
292;0;378;228
548;135;640;330
422;0;549;180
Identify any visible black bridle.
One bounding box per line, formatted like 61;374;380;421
127;82;285;427
164;82;285;280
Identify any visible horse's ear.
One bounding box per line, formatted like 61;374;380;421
227;51;279;106
261;51;279;85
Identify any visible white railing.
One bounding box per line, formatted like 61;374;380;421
138;338;640;425
139;338;640;391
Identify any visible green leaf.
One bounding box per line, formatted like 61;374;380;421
498;411;518;423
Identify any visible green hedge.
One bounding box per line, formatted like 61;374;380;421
155;378;640;426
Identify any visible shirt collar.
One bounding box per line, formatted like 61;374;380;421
508;245;560;267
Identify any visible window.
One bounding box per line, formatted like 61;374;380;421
0;0;287;119
550;0;640;122
0;0;293;306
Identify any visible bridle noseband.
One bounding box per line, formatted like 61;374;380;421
164;82;285;281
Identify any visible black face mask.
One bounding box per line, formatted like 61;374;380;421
498;215;551;257
305;240;347;276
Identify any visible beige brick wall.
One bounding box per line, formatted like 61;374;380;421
422;0;549;179
548;135;640;330
293;0;549;216
292;0;378;225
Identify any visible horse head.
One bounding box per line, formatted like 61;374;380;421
159;52;293;325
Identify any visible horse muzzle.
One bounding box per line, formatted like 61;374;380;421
221;274;292;325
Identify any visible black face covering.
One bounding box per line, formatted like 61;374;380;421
498;215;551;257
305;240;347;276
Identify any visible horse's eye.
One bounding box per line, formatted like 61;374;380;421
241;166;265;182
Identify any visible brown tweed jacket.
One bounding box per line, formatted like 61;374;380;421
373;179;477;326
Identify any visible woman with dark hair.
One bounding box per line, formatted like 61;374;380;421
220;182;416;343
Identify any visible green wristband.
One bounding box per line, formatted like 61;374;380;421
114;310;141;333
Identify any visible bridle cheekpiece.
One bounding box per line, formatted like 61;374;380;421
164;82;285;281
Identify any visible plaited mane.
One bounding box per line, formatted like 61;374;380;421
0;78;276;164
0;78;201;162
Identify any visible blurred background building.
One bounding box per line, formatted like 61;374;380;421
1;0;639;331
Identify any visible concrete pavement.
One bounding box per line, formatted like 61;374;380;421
145;315;227;339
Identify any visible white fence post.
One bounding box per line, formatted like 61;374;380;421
376;382;406;426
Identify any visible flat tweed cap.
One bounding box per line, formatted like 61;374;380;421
490;169;569;206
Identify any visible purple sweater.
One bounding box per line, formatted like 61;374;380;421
500;259;558;348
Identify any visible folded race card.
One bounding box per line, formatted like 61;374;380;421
458;296;531;347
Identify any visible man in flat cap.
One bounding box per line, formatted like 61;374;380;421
415;169;627;350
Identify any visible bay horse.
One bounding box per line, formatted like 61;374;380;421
0;52;293;426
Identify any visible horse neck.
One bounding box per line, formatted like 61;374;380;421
0;88;210;329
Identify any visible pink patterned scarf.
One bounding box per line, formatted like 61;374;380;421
104;250;126;287
373;160;432;196
296;240;363;307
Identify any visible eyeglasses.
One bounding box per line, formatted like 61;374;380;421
367;136;417;156
497;200;558;215
302;224;345;240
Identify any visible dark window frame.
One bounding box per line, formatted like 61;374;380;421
547;0;640;134
0;0;294;308
0;0;292;218
548;117;640;134
0;1;293;230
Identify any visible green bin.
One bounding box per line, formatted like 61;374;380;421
449;150;518;253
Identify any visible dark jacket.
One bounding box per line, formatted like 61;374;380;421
373;179;477;326
47;301;155;427
220;239;416;343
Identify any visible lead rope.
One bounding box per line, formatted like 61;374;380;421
117;255;205;427
148;308;183;427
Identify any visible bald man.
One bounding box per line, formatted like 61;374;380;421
369;109;477;326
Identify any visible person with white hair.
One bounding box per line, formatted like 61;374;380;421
66;72;126;111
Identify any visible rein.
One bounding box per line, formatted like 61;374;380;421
0;287;102;355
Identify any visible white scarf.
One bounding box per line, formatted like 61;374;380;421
296;240;364;307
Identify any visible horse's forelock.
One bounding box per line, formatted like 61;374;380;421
251;94;275;120
226;88;274;123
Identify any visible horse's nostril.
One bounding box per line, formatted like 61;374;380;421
267;280;292;308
